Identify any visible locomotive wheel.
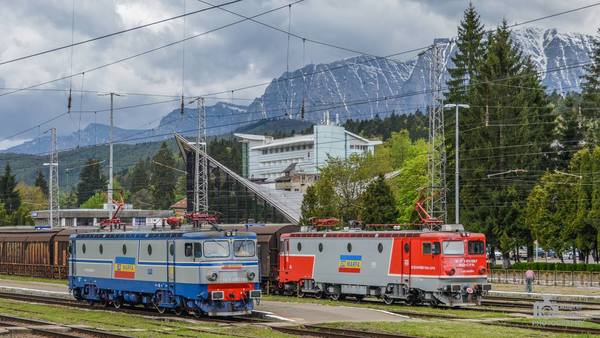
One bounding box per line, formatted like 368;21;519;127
383;294;394;305
173;307;183;316
314;292;324;299
113;298;122;309
354;295;364;302
87;300;95;307
330;291;342;301
156;306;166;314
297;289;305;298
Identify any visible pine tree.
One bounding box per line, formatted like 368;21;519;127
446;2;485;104
581;28;600;144
76;159;106;206
360;175;398;224
0;163;21;214
129;160;149;194
460;20;553;263
34;169;48;196
150;142;177;209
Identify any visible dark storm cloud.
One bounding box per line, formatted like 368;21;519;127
0;0;598;146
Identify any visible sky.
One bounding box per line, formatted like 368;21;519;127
0;0;598;149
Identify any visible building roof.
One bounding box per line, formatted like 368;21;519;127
32;209;172;218
170;198;187;209
344;129;383;145
234;133;271;142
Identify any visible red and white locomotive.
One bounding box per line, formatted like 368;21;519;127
277;228;491;306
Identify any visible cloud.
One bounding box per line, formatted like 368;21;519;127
0;0;597;140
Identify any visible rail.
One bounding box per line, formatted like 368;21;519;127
490;268;600;287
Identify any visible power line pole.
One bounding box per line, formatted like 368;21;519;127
99;92;122;220
444;103;469;225
44;128;59;228
189;97;208;212
427;38;449;224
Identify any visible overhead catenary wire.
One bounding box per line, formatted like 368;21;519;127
0;0;243;67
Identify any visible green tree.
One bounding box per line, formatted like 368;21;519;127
458;20;553;264
34;170;48;196
150;142;177;209
76;159;106;206
581;28;600;144
80;192;106;209
0;163;21;214
524;173;576;262
129;159;149;194
0;203;9;226
446;2;485;104
300;185;319;224
131;188;154;209
60;190;78;209
390;150;428;224
360;174;398;224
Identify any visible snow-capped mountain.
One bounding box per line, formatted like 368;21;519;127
6;27;594;154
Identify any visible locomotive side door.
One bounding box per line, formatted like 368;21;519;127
401;238;411;287
166;240;176;284
282;238;290;277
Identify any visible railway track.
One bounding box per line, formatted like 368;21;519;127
0;313;130;338
0;291;271;325
272;325;419;338
483;320;600;335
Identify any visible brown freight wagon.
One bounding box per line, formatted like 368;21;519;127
0;227;93;279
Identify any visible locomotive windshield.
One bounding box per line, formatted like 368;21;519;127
204;240;230;258
234;240;255;257
442;240;465;255
468;240;485;255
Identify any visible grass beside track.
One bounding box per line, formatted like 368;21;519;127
263;295;506;319
321;320;591;338
506;317;600;329
0;298;292;338
0;274;66;285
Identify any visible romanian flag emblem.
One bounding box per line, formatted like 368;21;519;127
338;255;362;273
114;256;136;279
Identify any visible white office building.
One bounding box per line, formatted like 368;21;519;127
235;123;382;180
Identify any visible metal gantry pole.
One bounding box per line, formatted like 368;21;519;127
99;92;122;220
108;93;114;220
444;103;469;225
190;97;209;213
45;128;59;228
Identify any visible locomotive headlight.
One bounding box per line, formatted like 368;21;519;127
246;272;256;281
446;268;456;276
207;272;218;281
479;267;487;274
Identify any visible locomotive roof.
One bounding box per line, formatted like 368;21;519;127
282;230;485;239
71;230;256;240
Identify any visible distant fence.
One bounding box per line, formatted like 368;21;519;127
490;269;600;287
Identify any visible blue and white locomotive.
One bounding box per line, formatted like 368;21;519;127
68;230;261;316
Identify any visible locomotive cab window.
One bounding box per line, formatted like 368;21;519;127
193;243;202;258
204;240;230;258
184;243;193;257
442;241;465;255
234;240;255;257
468;240;485;255
82;243;86;254
422;242;432;254
432;242;441;254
